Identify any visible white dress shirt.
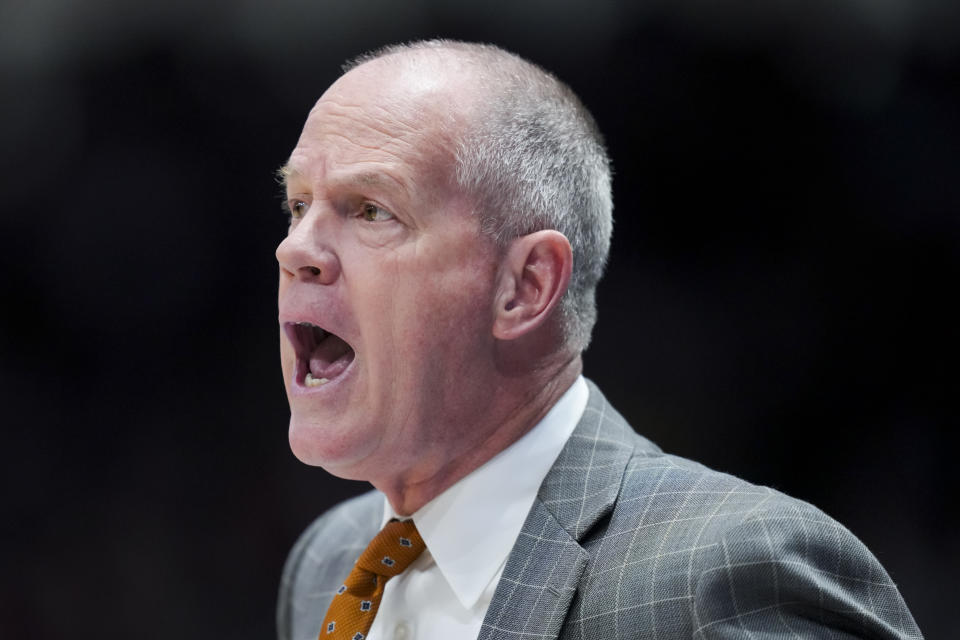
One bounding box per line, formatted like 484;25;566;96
367;376;588;640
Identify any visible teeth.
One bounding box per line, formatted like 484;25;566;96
305;373;329;387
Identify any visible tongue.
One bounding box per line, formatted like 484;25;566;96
309;334;354;380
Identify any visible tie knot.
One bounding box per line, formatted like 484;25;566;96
356;519;425;577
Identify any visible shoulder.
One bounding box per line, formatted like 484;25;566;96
578;441;922;638
612;446;854;571
277;490;383;640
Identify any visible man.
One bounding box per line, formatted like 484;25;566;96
275;40;921;640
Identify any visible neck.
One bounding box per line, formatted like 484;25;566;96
374;355;582;516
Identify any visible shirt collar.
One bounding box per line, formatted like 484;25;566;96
381;376;588;609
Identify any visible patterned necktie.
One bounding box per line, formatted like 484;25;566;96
319;519;426;640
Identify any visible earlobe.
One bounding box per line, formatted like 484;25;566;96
493;230;573;341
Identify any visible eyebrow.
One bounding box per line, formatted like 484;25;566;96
276;163;297;188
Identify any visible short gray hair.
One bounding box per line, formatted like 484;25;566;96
346;41;613;352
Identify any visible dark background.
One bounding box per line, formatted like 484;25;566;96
1;1;956;638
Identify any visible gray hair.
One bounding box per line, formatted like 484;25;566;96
346;41;613;352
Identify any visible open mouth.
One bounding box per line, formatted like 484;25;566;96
284;321;356;388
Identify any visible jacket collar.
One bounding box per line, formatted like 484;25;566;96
537;378;659;539
478;379;659;640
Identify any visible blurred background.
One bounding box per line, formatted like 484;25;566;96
1;0;956;637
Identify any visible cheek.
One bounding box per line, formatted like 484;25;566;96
392;266;495;361
349;229;497;359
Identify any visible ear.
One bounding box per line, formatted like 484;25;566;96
493;230;573;341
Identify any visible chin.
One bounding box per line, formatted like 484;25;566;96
286;414;377;478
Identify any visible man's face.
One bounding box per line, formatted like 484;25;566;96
276;61;500;482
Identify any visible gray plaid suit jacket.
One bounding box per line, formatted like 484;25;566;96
278;380;922;639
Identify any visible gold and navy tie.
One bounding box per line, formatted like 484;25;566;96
319;519;426;640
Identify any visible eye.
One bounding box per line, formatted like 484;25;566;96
284;199;308;220
360;203;394;222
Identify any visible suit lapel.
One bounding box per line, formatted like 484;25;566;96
477;499;589;640
479;379;660;639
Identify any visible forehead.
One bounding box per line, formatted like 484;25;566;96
286;57;470;189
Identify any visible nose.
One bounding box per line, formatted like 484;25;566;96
276;211;341;286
